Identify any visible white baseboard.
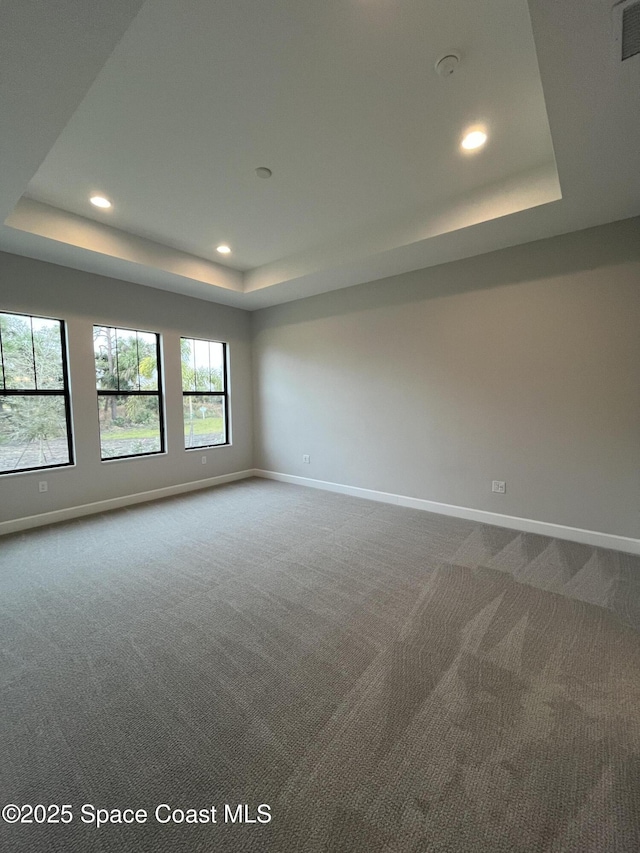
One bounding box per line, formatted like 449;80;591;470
254;469;640;556
4;466;639;556
0;469;255;536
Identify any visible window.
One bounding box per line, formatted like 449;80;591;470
0;311;73;474
93;326;164;460
181;337;229;449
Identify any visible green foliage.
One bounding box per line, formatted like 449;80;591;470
3;397;66;443
0;313;64;390
138;355;156;382
124;395;156;425
180;338;223;392
0;313;67;462
93;326;157;392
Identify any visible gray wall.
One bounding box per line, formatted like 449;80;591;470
252;217;640;539
3;217;640;538
0;252;253;523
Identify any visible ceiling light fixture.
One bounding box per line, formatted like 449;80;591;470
216;244;231;254
461;129;488;151
90;195;112;209
255;167;272;179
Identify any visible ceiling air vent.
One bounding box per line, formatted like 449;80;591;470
613;0;640;62
621;0;640;59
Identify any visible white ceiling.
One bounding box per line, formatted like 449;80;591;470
1;0;639;310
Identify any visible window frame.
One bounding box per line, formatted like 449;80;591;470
93;324;165;462
0;310;74;476
181;336;230;451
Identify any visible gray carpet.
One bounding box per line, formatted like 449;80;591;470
1;478;639;852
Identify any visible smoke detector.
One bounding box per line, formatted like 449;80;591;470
435;53;460;77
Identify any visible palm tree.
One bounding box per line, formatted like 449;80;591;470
93;327;157;425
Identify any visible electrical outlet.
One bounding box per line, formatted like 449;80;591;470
201;456;207;465
492;480;506;494
302;454;310;464
38;481;48;493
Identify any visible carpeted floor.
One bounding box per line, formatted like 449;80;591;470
1;477;639;852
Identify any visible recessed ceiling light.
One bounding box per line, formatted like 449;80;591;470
90;195;112;209
255;167;272;179
461;130;488;151
216;244;231;254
